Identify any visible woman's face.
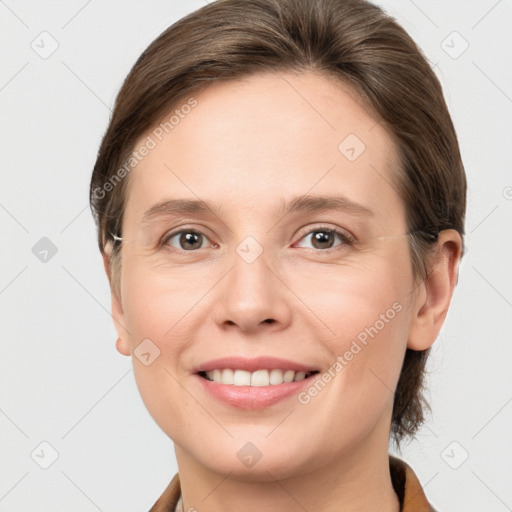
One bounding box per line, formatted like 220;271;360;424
112;71;421;479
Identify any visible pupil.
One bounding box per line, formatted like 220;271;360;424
313;231;333;249
180;232;202;250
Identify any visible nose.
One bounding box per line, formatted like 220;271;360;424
213;243;292;335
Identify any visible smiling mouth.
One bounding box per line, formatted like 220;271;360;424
197;369;320;386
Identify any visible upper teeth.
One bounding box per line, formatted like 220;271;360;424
204;369;313;386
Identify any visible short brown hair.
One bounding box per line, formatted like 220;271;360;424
90;0;466;447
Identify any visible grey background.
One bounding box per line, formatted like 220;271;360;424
1;0;511;510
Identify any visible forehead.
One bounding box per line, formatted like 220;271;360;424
124;71;404;228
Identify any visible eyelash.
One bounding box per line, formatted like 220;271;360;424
160;225;355;253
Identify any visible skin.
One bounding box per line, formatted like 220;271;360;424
104;71;461;511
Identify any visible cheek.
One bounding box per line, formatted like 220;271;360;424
291;253;412;417
121;259;202;343
291;246;412;343
118;261;203;432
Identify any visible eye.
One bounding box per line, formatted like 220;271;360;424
294;226;353;251
162;229;214;251
160;226;353;252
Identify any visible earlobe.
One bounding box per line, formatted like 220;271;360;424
116;337;131;356
407;229;462;351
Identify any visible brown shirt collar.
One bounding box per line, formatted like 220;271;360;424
149;455;435;512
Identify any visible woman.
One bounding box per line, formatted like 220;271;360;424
89;0;466;510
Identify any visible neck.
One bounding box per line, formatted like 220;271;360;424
174;425;400;512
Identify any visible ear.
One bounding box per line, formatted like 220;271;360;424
102;246;131;357
407;229;462;351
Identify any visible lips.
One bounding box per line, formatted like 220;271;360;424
192;356;320;408
193;356;319;374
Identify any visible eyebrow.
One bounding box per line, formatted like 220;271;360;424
284;194;373;217
141;198;222;224
141;194;374;224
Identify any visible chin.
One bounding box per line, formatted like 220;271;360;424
182;433;317;482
